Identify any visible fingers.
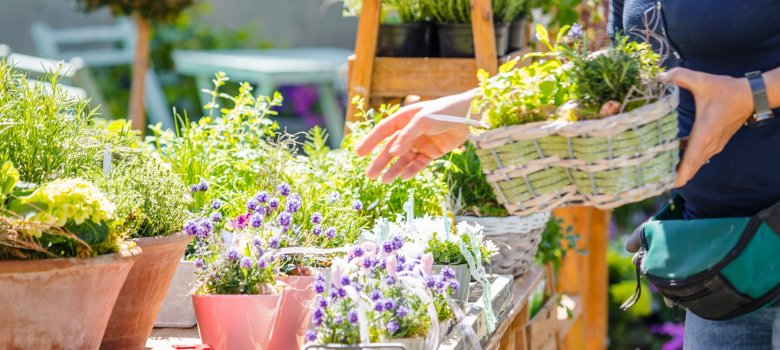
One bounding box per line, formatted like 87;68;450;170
365;133;399;180
658;67;704;91
387;114;432;156
355;105;421;157
400;154;434;180
381;151;416;183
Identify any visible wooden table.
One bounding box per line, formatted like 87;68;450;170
172;48;352;143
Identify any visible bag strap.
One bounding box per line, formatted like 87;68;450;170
620;247;645;310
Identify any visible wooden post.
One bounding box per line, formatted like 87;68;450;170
470;0;499;75
554;207;610;350
346;0;382;121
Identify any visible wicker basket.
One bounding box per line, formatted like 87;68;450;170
470;85;680;216
458;211;550;278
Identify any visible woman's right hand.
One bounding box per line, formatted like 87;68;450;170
356;91;476;183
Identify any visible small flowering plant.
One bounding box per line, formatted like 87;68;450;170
306;239;461;345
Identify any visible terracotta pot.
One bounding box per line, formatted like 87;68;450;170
101;233;193;349
269;275;317;349
433;264;471;305
193;294;282;350
0;250;139;349
154;259;198;328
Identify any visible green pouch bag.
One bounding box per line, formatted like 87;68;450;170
622;194;780;320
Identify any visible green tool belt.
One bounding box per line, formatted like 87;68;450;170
623;194;780;320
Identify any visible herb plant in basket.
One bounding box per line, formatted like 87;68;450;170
470;24;679;216
0;62;140;349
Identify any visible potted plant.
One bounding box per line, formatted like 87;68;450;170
0;63;140;348
444;142;550;278
500;0;530;52
343;0;433;57
470;24;678;216
97;147;193;349
423;0;514;57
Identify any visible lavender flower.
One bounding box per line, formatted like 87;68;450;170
324;227;337;238
189;184;199;193
449;279;460;291
334;315;343;325
425;275;436;288
197;179;209;192
328;191;340;204
337;287;347;298
311;212;323;224
317;296;328;308
340;275;352;287
286;193;302;213
568;23;583;40
382;240;394;254
305;330;317;342
441;266;456;280
361;258;372;269
277;211;292;227
311;308;325;326
210;212;222;223
348;310;359;325
246;198;259;212
370;289;382;301
250;213;264;228
312;225;323;236
396;305;409;318
277;183;292;196
255;191;270;203
387;319;400;334
268;237;280;249
314;280;326;294
435;276;446;292
257;259;267;269
373;301;384;312
352;246;365;258
385;276;396;285
194;258;205;269
351;199;363;211
268;198;280;211
240;257;253;269
391;235;404;250
227;249;240;261
383;298;395;311
183;220;197;235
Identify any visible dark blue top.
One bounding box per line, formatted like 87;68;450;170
609;0;780;219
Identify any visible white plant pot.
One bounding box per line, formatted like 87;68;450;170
439;320;453;337
432;264;471;305
153;260;197;328
389;337;425;350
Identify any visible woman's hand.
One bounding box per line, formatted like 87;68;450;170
356;92;475;183
659;67;754;188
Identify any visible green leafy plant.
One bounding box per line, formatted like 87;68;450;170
343;0;430;23
535;216;578;273
443;142;508;217
422;0;527;23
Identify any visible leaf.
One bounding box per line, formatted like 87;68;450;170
0;160;19;198
556;25;572;46
64;220;109;246
535;24;553;51
539;80;557;96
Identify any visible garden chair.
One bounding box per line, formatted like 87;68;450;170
31;18;172;128
0;44;93;101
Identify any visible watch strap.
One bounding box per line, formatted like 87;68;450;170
746;71;774;124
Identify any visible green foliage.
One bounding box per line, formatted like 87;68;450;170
74;0;194;21
300;100;448;223
443;142;508;217
423;0;527;23
426;231;494;264
535;217;578;273
0;161;19;204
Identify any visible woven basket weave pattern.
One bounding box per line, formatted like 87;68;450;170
471;86;680;216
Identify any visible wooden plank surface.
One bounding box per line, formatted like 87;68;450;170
345;0;381;121
367;57;479;98
483;267;544;350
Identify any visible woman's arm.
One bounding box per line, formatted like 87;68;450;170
661;66;780;187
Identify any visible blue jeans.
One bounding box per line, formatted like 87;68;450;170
684;305;780;349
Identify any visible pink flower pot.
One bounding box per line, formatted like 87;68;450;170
269;276;317;349
193;294;282;350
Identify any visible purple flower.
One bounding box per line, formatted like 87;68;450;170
183;220;197;235
325;227;337;238
314;280;326;294
352;247;365;258
240;257;253;269
441;267;456;280
277;183;292;196
391;235;404;250
211;199;222;210
311;308;325;326
449;280;460;291
312;225;323;236
385;276;396;285
257;259;267;269
373;301;384;312
246;199;259;212
250;213;264;228
255;191;270;203
382;240;394;254
568;23;584;40
277;211;292;227
268;237;280;249
351;199;363;211
328;191;340;204
337;287;347;298
396;305;409;318
268;198;280;211
197;179;209;192
334;315;343;325
232;213;251;230
305;330;317;342
210;212;222;223
227;249;240;261
387;319;400;334
370;289;382;301
315;273;326;282
317;296;328;308
340;275;352;287
286;193;302;213
311;212;323;224
435;276;446;292
347;310;359;325
425;275;436;288
362;258;372;269
383;298;395;311
189;184;199;193
194;258;205;269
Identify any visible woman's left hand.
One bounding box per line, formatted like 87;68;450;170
659;67;755;188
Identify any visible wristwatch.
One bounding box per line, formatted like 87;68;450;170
745;71;775;126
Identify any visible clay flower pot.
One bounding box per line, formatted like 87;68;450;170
193;294;282;350
101;233;193;349
269;275;317;349
154;259;198;328
0;250;139;349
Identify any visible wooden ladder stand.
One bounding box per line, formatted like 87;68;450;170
345;2;609;349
